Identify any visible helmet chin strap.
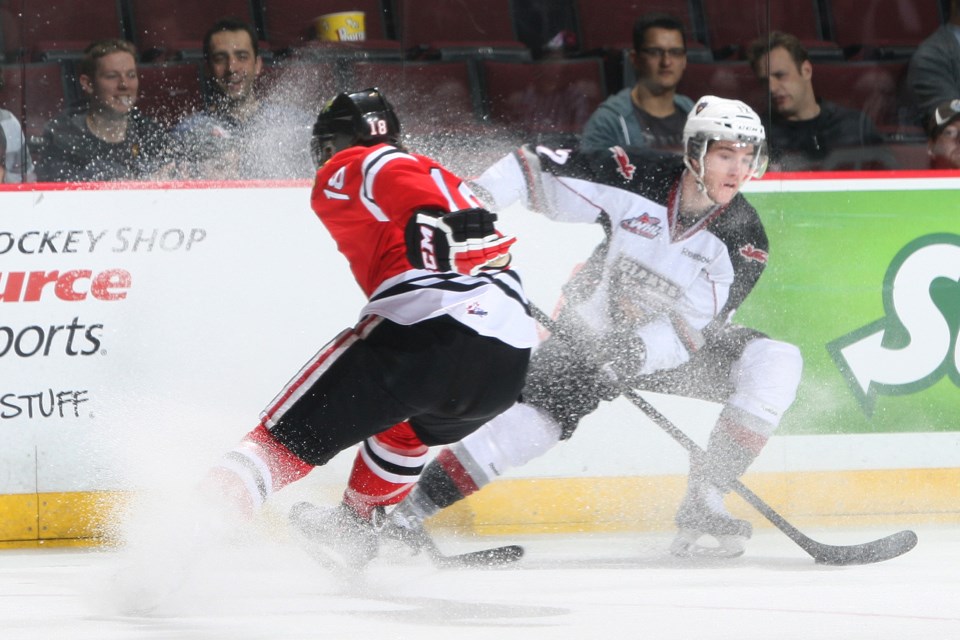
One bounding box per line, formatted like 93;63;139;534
683;157;718;207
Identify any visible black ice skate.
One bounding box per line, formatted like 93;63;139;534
289;501;381;572
670;490;752;559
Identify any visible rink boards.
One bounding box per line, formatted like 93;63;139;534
1;174;958;546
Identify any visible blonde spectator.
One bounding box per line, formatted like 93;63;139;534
36;39;168;182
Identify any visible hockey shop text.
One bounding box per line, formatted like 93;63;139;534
1;269;131;303
0;388;90;420
0;317;103;358
0;227;207;255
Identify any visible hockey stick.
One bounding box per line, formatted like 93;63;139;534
418;535;524;569
528;303;918;565
290;501;522;571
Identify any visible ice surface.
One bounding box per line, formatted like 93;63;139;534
1;524;957;640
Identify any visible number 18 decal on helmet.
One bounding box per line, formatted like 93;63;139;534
311;88;402;168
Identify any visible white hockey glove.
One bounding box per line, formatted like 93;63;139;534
405;207;515;276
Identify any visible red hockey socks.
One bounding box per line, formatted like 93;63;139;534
341;421;429;519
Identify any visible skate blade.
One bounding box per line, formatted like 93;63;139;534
289;504;370;577
670;529;747;559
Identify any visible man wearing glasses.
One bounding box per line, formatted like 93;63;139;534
581;13;693;152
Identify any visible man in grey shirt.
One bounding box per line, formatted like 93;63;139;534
580;13;694;152
0;108;35;183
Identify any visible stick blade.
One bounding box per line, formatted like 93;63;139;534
432;544;525;569
813;529;918;566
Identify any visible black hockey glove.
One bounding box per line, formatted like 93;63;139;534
405;207;515;276
600;326;647;388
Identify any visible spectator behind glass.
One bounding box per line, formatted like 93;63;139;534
171;18;312;180
36;39;169;182
0;106;36;183
927;99;960;169
907;0;960;120
580;12;693;152
746;31;884;171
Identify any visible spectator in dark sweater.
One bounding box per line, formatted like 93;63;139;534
746;32;884;171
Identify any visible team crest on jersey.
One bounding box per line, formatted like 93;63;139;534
739;243;768;263
620;213;662;239
610;146;636;181
467;301;488;317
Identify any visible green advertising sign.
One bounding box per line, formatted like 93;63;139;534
739;186;959;435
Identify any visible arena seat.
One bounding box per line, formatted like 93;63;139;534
349;60;481;134
254;59;343;111
136;62;204;127
0;62;69;140
0;0;126;61
126;0;259;60
573;0;703;53
480;58;606;136
701;0;841;60
676;62;766;113
828;0;945;59
394;0;530;60
812;61;916;135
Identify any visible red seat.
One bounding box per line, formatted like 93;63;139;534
812;61;911;132
349;60;479;134
829;0;944;58
677;62;766;113
255;59;342;110
888;142;931;170
480;58;606;135
136;62;203;127
0;62;69;140
573;0;700;52
701;0;840;60
127;0;258;59
394;0;529;60
0;0;125;61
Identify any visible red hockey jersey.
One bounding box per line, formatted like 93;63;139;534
310;143;536;349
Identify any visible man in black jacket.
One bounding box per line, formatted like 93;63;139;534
746;31;884;171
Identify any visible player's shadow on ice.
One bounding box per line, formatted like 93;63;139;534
515;554;820;571
340;596;569;627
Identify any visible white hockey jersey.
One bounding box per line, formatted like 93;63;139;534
472;145;769;375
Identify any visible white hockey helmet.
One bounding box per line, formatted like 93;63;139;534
683;95;768;184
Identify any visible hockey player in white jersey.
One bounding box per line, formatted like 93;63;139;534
366;96;804;559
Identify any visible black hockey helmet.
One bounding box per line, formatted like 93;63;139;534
311;87;401;167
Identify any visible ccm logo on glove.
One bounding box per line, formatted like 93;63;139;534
406;208;515;276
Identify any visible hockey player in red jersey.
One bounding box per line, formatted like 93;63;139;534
208;89;536;566
380;96;804;559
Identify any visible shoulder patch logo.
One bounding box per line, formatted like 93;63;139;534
620;213;662;239
467;301;488;317
739;243;768;263
610;145;636;181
